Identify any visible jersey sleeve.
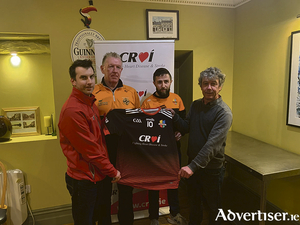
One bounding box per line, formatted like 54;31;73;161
173;95;186;119
104;109;126;136
178;109;186;119
177;95;185;111
141;98;150;108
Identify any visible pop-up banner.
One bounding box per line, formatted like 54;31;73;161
94;40;174;104
94;40;175;221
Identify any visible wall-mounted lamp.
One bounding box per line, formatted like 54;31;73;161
10;52;21;67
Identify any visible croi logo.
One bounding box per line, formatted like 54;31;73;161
158;120;167;128
139;135;161;143
137;90;147;97
120;50;154;63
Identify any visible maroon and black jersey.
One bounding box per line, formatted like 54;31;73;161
104;108;180;190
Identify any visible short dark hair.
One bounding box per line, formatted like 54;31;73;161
69;59;94;80
153;68;172;82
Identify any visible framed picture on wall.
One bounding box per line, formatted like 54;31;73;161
2;107;41;137
146;9;179;40
287;30;300;127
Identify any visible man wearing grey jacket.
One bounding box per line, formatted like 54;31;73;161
172;67;232;225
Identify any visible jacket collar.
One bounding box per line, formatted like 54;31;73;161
101;77;123;91
201;95;222;106
71;87;96;106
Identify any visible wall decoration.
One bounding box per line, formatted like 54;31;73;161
2;107;41;137
70;29;105;83
79;0;97;28
287;30;300;127
146;9;179;40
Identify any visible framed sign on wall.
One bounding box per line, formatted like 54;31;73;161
146;9;179;40
287;30;300;127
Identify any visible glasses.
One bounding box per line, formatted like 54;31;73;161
107;65;122;71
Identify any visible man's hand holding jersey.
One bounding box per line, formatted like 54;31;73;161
112;170;121;183
178;166;194;179
165;108;176;117
174;131;182;141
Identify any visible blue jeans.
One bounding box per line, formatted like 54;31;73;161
65;173;111;225
187;166;225;225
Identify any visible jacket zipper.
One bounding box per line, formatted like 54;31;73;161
108;86;120;102
90;105;102;183
112;91;116;102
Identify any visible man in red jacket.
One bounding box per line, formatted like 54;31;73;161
58;59;121;225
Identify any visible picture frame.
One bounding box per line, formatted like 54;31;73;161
146;9;179;40
287;30;300;127
2;107;41;137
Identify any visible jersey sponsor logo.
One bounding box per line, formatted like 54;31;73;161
120;50;154;63
137;90;147;97
172;98;178;105
146;118;155;128
133;118;142;123
123;97;130;105
158;120;167;128
139;135;161;143
98;100;108;106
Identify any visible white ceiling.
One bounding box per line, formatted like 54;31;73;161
117;0;251;8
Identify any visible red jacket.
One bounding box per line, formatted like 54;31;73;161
59;87;117;182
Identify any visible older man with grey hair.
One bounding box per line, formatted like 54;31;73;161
93;52;140;225
172;67;233;225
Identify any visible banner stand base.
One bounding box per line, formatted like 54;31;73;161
111;206;169;223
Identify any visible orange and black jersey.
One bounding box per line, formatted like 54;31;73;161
141;92;186;119
93;78;140;116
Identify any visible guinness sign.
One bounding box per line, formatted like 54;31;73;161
70;29;105;67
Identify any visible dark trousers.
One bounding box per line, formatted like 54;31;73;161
117;183;134;225
97;134;119;224
99;176;113;224
148;188;180;220
65;173;111;225
187;167;225;225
